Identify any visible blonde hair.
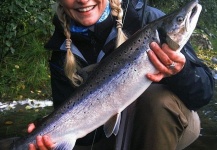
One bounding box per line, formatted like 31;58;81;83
56;0;127;86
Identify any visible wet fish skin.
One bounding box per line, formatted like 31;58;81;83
9;1;202;150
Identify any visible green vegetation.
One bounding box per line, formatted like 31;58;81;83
0;0;55;100
0;34;52;101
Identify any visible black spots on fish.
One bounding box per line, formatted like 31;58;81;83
152;37;156;41
113;62;117;66
64;104;71;109
67;101;71;106
145;29;151;34
95;71;100;76
143;36;149;44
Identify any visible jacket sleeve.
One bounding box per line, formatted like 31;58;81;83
161;42;215;110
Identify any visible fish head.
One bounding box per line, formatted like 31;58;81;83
159;0;202;51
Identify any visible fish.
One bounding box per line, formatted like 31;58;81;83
6;0;202;149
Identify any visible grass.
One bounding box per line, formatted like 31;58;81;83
0;33;52;101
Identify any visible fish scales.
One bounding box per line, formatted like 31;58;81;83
7;1;202;149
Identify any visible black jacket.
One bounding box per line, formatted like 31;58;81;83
45;0;214;111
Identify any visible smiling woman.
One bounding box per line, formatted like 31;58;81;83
60;0;108;26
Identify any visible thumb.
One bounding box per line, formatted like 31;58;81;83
28;123;36;133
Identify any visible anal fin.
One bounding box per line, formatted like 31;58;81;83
104;113;121;138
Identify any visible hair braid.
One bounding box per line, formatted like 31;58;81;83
109;0;128;48
56;2;83;86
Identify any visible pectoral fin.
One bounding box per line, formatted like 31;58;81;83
104;113;121;138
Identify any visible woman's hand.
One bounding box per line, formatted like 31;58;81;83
146;42;186;82
28;123;54;150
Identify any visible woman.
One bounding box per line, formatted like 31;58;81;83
28;0;214;149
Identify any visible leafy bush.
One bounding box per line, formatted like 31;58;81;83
0;0;55;100
0;0;55;60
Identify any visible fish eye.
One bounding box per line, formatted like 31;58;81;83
177;16;184;23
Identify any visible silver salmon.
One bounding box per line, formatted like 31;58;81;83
9;0;202;149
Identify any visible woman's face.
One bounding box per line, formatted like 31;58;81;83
61;0;108;26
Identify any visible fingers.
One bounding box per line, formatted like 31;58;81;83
150;42;185;64
146;42;186;81
161;43;186;63
146;72;164;82
28;135;54;150
147;47;172;75
28;123;36;133
150;42;173;66
29;144;37;150
36;136;49;150
42;135;54;148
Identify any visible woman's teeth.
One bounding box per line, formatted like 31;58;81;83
78;6;94;12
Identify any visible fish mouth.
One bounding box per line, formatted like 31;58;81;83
189;3;202;22
190;5;198;21
186;3;202;31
